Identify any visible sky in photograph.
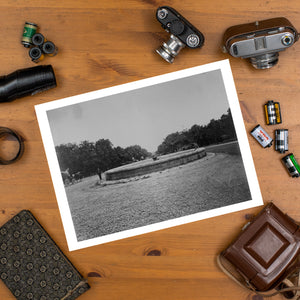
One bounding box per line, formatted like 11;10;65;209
47;70;230;153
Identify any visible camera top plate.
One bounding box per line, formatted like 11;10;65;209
156;6;205;49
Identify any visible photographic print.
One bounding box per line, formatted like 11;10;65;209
35;60;263;251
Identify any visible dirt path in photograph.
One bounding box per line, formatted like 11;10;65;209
66;149;251;241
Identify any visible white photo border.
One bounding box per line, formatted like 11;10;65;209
35;59;263;251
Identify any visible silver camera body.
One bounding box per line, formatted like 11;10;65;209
223;18;299;69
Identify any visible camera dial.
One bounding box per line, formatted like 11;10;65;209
157;8;168;20
186;34;200;47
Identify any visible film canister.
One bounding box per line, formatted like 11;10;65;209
42;41;58;57
264;100;282;125
0;65;57;103
21;22;38;48
29;47;45;63
282;153;300;178
251;125;273;148
275;129;288;153
32;33;45;47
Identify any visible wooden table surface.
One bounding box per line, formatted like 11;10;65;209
1;0;300;299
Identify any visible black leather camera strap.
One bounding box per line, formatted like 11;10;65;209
0;127;24;165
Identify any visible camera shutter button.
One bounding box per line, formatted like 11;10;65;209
169;20;185;36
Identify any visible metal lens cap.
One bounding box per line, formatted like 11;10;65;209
169;20;185;35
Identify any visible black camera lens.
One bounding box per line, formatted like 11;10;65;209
0;65;56;102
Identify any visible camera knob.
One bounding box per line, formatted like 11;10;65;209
157;8;168;20
186;34;200;47
169;20;185;36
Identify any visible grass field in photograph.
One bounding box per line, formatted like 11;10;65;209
65;141;251;241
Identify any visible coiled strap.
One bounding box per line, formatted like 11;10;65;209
0;127;24;165
217;253;300;299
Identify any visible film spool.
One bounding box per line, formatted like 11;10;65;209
32;33;45;47
29;47;45;63
21;22;38;48
42;41;58;56
0;127;24;165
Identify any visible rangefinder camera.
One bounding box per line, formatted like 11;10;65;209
156;6;205;63
222;17;299;69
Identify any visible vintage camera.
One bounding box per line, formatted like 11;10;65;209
155;6;205;63
218;203;300;298
222;17;299;69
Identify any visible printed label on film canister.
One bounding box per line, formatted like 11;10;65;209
251;125;273;148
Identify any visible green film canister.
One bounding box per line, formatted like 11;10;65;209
21;22;38;48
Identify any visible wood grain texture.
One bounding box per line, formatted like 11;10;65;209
0;0;299;299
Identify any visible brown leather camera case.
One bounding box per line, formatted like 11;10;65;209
220;202;300;292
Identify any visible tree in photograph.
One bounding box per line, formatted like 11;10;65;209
95;139;119;174
156;108;237;155
78;140;98;176
124;145;151;162
56;138;153;181
157;132;192;155
56;143;80;174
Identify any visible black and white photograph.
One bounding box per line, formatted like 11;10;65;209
35;60;263;251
